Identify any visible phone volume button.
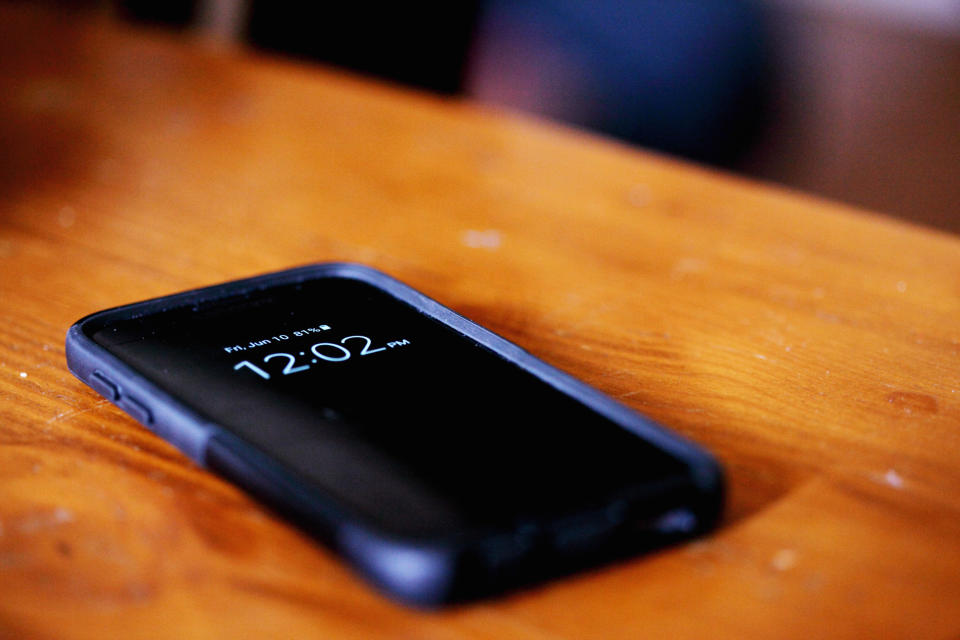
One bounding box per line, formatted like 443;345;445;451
90;371;120;401
118;395;153;426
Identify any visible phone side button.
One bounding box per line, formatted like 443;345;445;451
118;395;153;426
90;371;120;401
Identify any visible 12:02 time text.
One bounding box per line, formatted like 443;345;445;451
233;334;410;380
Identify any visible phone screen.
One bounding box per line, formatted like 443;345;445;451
88;277;688;538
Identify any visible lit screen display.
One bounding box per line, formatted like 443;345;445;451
90;276;687;538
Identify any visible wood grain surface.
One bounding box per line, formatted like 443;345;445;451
1;5;959;639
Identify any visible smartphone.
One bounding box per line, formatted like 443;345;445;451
66;263;723;606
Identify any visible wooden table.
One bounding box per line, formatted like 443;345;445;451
2;5;959;638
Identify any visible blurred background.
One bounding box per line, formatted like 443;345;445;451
21;0;960;233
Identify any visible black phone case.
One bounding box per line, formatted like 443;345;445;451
66;263;723;606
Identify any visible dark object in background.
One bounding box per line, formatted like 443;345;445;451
118;0;480;93
468;0;768;165
118;0;195;28
246;2;480;94
117;0;763;162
